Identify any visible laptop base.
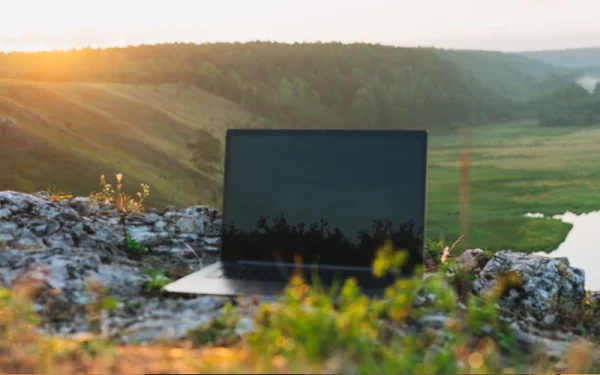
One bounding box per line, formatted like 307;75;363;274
163;261;391;298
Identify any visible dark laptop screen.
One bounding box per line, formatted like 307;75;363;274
222;130;427;272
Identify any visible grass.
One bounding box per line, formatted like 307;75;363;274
88;173;150;213
123;238;148;255
1;242;598;373
144;269;174;294
0;79;253;208
428;120;600;252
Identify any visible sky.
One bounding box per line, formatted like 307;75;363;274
1;0;599;52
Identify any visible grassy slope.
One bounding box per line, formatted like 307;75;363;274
428;120;600;252
0;80;253;208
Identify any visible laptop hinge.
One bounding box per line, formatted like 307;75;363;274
237;260;373;272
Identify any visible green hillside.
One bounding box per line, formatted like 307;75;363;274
0;43;529;129
434;49;575;99
2;42;599;252
0;80;254;208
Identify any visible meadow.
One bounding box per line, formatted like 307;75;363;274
428;120;600;252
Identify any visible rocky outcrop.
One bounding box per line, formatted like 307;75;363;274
0;190;225;343
0;190;598;365
473;251;586;325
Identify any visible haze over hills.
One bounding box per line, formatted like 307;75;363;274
520;46;600;68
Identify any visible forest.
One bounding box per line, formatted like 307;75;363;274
0;43;548;131
537;82;600;127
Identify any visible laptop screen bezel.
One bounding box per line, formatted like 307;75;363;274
221;129;428;268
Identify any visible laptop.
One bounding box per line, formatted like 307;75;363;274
164;129;427;297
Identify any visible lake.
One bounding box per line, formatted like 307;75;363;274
527;211;600;291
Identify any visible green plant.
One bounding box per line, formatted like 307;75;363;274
495;330;517;354
425;239;446;261
88;174;150;213
144;269;173;294
45;185;73;202
247;240;512;374
187;302;241;347
124;238;148;254
0;239;6;251
440;259;478;298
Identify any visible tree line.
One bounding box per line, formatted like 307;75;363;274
0;42;529;130
536;82;600;127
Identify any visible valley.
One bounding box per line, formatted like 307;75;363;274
1;43;600;253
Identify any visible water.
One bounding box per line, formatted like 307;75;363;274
527;211;600;291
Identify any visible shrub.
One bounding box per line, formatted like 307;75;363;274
88;174;150;213
123;238;148;254
144;269;173;294
45;185;73;202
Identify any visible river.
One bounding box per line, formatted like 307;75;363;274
527;211;600;291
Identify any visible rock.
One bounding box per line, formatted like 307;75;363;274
0;191;225;337
3;188;600;366
420;314;450;329
12;229;45;250
473;251;586;321
0;208;11;220
106;296;229;344
457;248;489;271
543;314;557;327
175;216;196;233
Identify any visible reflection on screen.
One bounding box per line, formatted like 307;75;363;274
222;131;426;273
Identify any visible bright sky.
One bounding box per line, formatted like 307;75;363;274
1;0;599;52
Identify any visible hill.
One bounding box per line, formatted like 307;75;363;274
0;79;255;208
434;49;575;99
520;47;600;68
2;42;599;252
0;43;529;130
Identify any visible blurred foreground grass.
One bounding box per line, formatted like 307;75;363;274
1;242;598;374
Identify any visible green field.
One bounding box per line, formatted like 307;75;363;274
428;120;600;253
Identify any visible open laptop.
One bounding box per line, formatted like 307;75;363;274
164;129;427;297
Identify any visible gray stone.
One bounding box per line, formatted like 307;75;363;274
0;233;14;244
0;191;227;338
12;230;45;250
108;296;228;344
457;248;489;271
175;216;196;233
543;314;557;326
0;208;11;219
153;220;167;230
473;251;586;320
0;221;18;235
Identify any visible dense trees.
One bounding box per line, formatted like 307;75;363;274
537;83;600;126
2;42;597;130
0;42;526;130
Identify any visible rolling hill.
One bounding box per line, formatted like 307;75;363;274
520;47;600;68
0;80;254;208
0;43;531;130
434;49;575;99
